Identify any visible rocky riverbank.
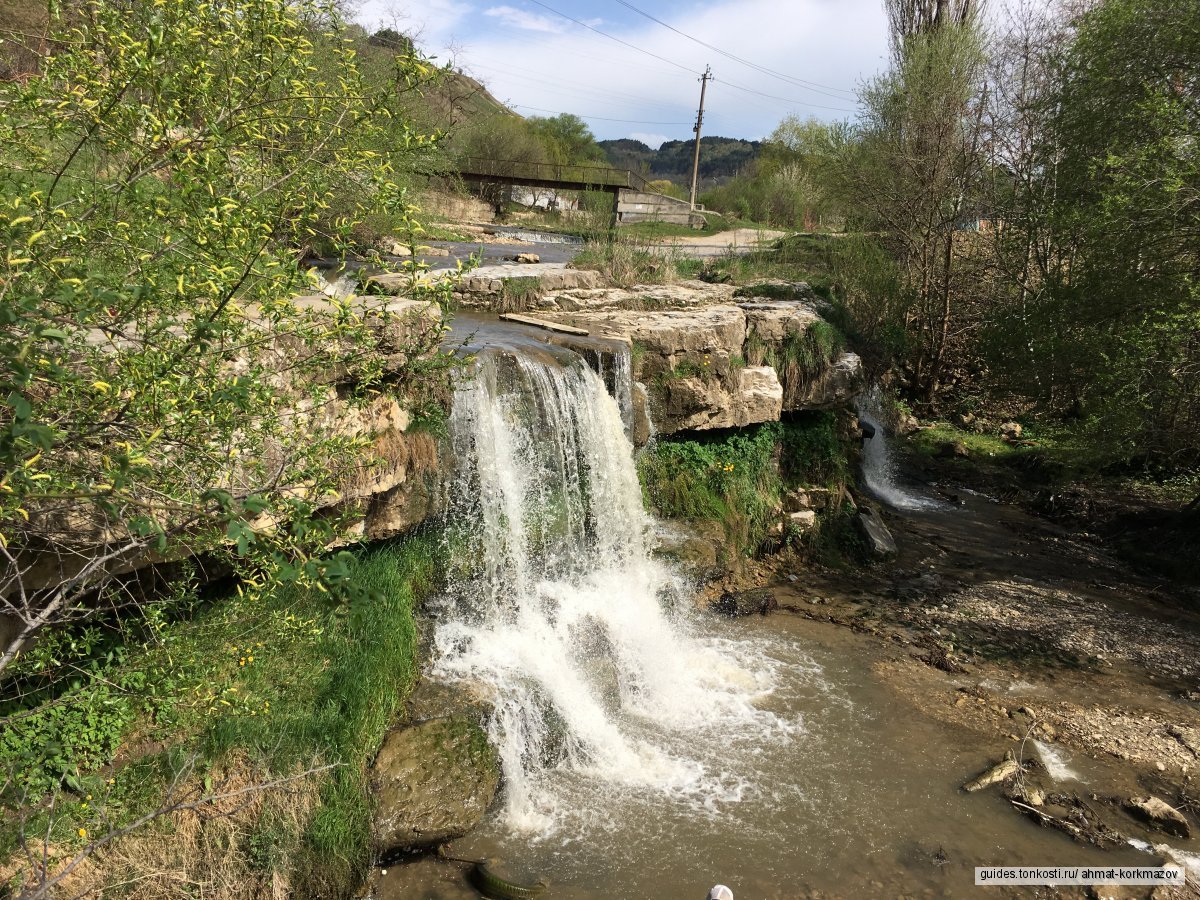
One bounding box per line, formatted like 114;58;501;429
763;479;1200;897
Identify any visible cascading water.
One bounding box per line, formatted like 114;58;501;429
433;344;793;836
857;386;945;511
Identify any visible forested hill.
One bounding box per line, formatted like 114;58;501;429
598;137;761;184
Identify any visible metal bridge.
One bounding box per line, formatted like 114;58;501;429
457;157;655;196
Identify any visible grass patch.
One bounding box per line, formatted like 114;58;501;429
498;276;544;312
639;426;782;565
0;536;441;898
639;414;855;564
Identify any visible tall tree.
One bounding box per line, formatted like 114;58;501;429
834;1;989;398
997;0;1200;464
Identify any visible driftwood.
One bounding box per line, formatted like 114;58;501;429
963;752;1019;792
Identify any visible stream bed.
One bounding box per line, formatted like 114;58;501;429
376;614;1149;899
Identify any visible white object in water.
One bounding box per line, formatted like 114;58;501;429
708;886;734;900
1032;739;1081;782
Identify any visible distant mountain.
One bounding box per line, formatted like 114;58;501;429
598;136;762;187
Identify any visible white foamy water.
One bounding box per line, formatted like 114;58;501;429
434;348;797;836
857;387;946;511
1032;739;1082;782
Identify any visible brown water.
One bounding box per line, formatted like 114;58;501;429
375;616;1151;900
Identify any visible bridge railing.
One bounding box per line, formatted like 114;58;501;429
458;157;655;193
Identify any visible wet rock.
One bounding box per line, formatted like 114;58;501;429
856;508;897;557
653;520;725;583
963;751;1020;792
711;588;778;617
1123;796;1192;838
630;382;652;447
371;716;499;852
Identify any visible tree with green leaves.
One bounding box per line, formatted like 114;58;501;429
988;0;1200;467
0;0;450;675
832;0;989;398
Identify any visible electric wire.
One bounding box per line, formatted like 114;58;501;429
521;0;701;75
609;0;858;99
511;103;692;125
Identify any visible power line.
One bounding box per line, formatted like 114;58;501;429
510;104;692;126
468;60;687;114
522;0;700;76
609;0;858;99
717;78;858;114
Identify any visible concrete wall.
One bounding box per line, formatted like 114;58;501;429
617;190;707;229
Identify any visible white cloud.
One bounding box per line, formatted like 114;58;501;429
483;5;565;33
353;0;474;55
629;132;669;150
357;0;890;142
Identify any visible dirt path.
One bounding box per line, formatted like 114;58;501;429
656;226;790;258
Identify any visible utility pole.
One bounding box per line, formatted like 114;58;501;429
689;66;712;210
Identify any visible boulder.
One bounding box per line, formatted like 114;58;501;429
652;519;725;583
1124;796;1192;838
784;487;836;513
711;588;778;617
371;716;499;852
783;351;865;411
856;508;897;557
735;366;784;426
787;510;818;532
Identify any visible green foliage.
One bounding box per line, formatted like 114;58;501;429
639;417;853;561
0;536;438;894
597;136;761;184
702;117;845;228
526;113;607;166
639;426;783;561
780;412;852;488
984;0;1200;468
0;0;454;672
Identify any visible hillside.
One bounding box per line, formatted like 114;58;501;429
598;136;762;186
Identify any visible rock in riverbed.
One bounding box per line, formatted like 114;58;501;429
1124;796;1192;838
371;716;499;851
857;508;897;557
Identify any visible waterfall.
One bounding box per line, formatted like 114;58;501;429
434;346;787;835
857;386;944;511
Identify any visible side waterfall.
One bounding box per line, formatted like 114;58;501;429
857;386;944;511
434;346;788;835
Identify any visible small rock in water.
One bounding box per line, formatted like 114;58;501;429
711;588;778;617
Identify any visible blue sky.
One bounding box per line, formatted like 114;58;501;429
351;0;890;146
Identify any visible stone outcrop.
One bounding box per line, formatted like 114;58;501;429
371;716;499;851
532;293;864;435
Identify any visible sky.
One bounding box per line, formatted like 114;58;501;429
350;0;890;147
